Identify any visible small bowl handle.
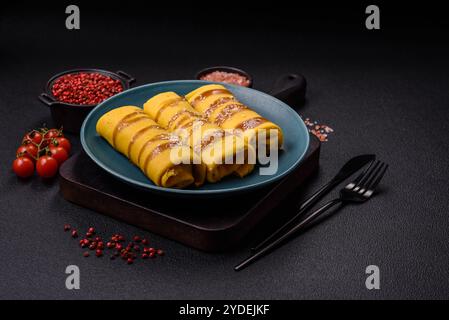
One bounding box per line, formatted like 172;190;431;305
116;71;136;84
38;93;56;106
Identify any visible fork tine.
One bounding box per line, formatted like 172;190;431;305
367;163;388;191
356;160;380;189
346;159;375;190
362;162;385;190
355;159;375;183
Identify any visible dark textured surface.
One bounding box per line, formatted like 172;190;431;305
1;4;449;299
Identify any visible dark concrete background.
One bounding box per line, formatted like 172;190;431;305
1;2;448;299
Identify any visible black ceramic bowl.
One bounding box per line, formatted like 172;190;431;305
195;66;253;88
38;69;135;133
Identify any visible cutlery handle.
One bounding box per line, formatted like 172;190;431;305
282;198;342;240
235;198;341;272
251;179;338;252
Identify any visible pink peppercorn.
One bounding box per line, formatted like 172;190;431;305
52;73;123;106
66;225;165;264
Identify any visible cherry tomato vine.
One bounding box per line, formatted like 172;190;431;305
13;126;71;179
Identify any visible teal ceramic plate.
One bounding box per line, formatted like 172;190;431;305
80;80;309;195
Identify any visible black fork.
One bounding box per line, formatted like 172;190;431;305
234;160;389;271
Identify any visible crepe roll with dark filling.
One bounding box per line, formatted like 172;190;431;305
186;84;284;150
144;93;255;183
96;106;206;188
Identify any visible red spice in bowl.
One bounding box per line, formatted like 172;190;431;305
199;71;251;87
51;72;124;105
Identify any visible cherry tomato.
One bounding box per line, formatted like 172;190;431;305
12;157;35;178
51;137;71;154
44;129;63;140
36;156;59;178
49;146;69;165
16;144;38;161
23;131;43;145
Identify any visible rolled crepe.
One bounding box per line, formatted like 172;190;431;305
143;93;255;183
96;106;206;188
185;84;284;149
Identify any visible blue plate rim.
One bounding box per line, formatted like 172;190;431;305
80;80;310;195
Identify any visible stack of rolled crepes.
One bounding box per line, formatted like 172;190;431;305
185;84;284;150
96;106;206;188
144;92;255;183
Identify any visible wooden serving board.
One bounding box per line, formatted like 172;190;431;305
58;135;320;252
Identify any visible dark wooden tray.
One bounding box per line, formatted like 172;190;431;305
59;73;315;251
59;135;320;252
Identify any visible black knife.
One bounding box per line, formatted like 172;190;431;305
251;154;376;252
